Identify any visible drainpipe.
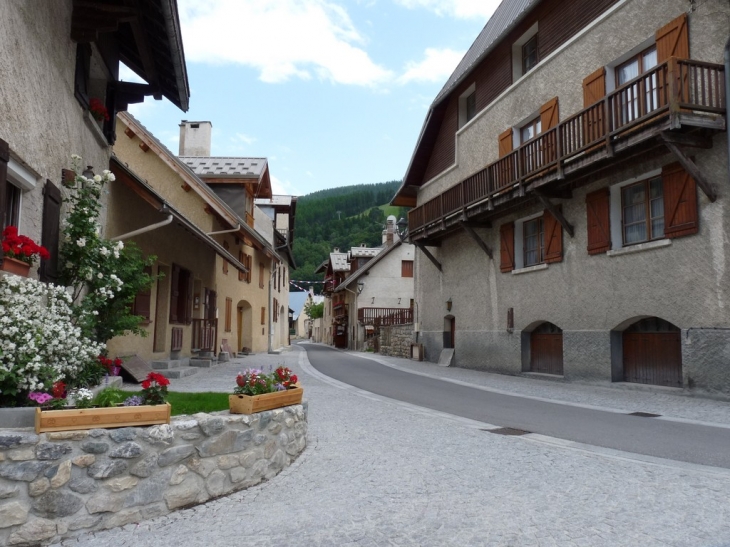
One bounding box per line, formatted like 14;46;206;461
268;261;278;354
111;207;173;241
206;224;241;236
725;34;730;184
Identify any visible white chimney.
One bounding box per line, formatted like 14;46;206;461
383;215;396;246
179;121;212;156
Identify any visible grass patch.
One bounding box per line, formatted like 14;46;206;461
166;391;230;416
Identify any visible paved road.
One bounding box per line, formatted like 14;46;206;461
303;343;730;469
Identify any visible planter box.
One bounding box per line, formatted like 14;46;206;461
1;257;31;277
229;386;303;414
35;402;171;433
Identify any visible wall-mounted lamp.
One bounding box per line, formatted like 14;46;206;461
446;298;452;312
396;217;408;238
357;281;365;295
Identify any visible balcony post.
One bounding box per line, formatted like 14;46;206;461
667;57;681;129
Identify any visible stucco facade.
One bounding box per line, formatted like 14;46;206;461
400;0;730;392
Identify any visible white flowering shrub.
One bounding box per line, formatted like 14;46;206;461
0;275;103;406
60;155;155;343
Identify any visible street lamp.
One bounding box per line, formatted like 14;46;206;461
357;281;365;295
396;217;408;238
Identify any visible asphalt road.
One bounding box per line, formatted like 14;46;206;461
302;343;730;469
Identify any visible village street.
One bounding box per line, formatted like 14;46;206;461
55;344;730;547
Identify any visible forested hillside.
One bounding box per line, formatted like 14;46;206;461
291;181;408;286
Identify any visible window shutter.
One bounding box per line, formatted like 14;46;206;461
0;139;9;263
246;255;252;283
656;13;689;63
585;188;611;254
543;209;563;263
225;297;232;332
170;264;180;323
401;260;414;277
238;250;244;281
662;162;698;238
132;266;153;321
261;306;266;325
539;97;559;130
39;180;62;283
185;270;194;324
498;128;513;158
582;67;606;107
499;222;515;272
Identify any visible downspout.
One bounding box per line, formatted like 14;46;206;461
725;34;730;184
268;260;278;354
111;209;173;241
206;224;240;236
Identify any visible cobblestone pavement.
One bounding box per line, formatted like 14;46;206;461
55;344;730;547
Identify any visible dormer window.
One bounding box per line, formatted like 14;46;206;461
512;22;539;81
522;34;539;74
458;84;477;128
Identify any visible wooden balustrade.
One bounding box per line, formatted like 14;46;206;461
358;307;413;326
408;58;725;238
192;318;217;353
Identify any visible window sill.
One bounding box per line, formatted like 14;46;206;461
511;263;548;275
606;239;672;257
83;110;110;148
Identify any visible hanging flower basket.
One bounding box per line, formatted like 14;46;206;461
1;257;31;277
35;402;171;433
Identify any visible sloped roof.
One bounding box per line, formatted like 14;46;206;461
350;246;381;258
335;241;404;293
330;252;349;272
181;157;267;178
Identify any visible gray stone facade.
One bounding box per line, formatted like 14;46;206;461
0;405;307;546
378;324;415;359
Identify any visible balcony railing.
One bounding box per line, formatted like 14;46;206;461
192;318;217;354
408;58;725;239
358;307;413;326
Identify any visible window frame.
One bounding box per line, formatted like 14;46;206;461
401;260;414;278
522;34;539;75
614;45;658;88
522;216;545;267
4;181;21;229
620;176;665;246
458;83;477;129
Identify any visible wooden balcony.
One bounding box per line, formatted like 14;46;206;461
358;307;414;326
408;58;726;244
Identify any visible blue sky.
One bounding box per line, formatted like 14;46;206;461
125;0;499;197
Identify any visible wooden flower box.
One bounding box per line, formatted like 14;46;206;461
0;257;31;277
35;402;171;433
229;386;303;415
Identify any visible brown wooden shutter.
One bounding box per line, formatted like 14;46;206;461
498;128;513;158
543;209;563;263
662;162;698;238
185;270;194;324
656;13;689;63
170;264;180;322
133;266;153;321
539;97;559;130
39;180;62;283
225;297;232;332
582;67;606;107
401;260;414;277
585;188;611;254
499;222;515;272
0;139;8;265
247;255;252;283
261;306;266;325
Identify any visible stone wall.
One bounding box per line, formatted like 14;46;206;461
378;324;414;359
0;404;307;546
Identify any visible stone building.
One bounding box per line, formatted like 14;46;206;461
392;0;730;391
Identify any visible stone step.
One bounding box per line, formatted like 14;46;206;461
189;358;216;368
198;351;215;359
157;367;199;379
150;360;181;370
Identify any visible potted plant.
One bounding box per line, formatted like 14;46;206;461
1;226;49;276
34;372;171;433
229;366;303;414
89;97;109;123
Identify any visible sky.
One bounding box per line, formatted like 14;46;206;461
124;0;500;197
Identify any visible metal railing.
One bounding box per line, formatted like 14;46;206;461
408;58;725;237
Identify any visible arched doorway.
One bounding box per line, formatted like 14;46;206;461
530;322;563;375
623;317;682;387
237;300;252;353
443;315;455;349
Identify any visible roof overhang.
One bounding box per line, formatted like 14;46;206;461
110;157;249;273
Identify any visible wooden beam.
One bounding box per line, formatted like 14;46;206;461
460;222;493;259
124;127;135;139
660;131;712;149
139;142;149;153
663;140;717;202
414;242;442;272
535;193;575;238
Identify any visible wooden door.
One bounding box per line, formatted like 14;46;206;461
623;331;682;387
334;323;348;349
530;324;563;375
443;317;455;349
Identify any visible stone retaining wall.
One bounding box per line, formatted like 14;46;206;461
378;324;414;359
0;404;307;546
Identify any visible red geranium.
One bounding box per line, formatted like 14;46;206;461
141;372;169;405
1;226;49;265
89;97;109;122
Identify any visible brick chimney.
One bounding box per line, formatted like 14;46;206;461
179;120;212;156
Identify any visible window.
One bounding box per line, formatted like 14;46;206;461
523;217;544;267
458;84;476;128
621;176;664;245
273;298;279;322
401;260;414;277
4;182;20;228
261;306;266;325
259;262;265;289
615;46;658;124
225;297;232;332
522;34;539;74
170;264;193;324
520;117;541;144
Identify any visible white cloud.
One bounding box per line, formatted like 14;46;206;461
395;0;500;20
398;47;464;84
232;133;257;145
179;0;392;86
271;174;299;195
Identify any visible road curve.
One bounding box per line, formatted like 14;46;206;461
301;343;730;469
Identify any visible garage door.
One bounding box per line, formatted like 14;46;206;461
530;322;563;375
623;318;682;387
